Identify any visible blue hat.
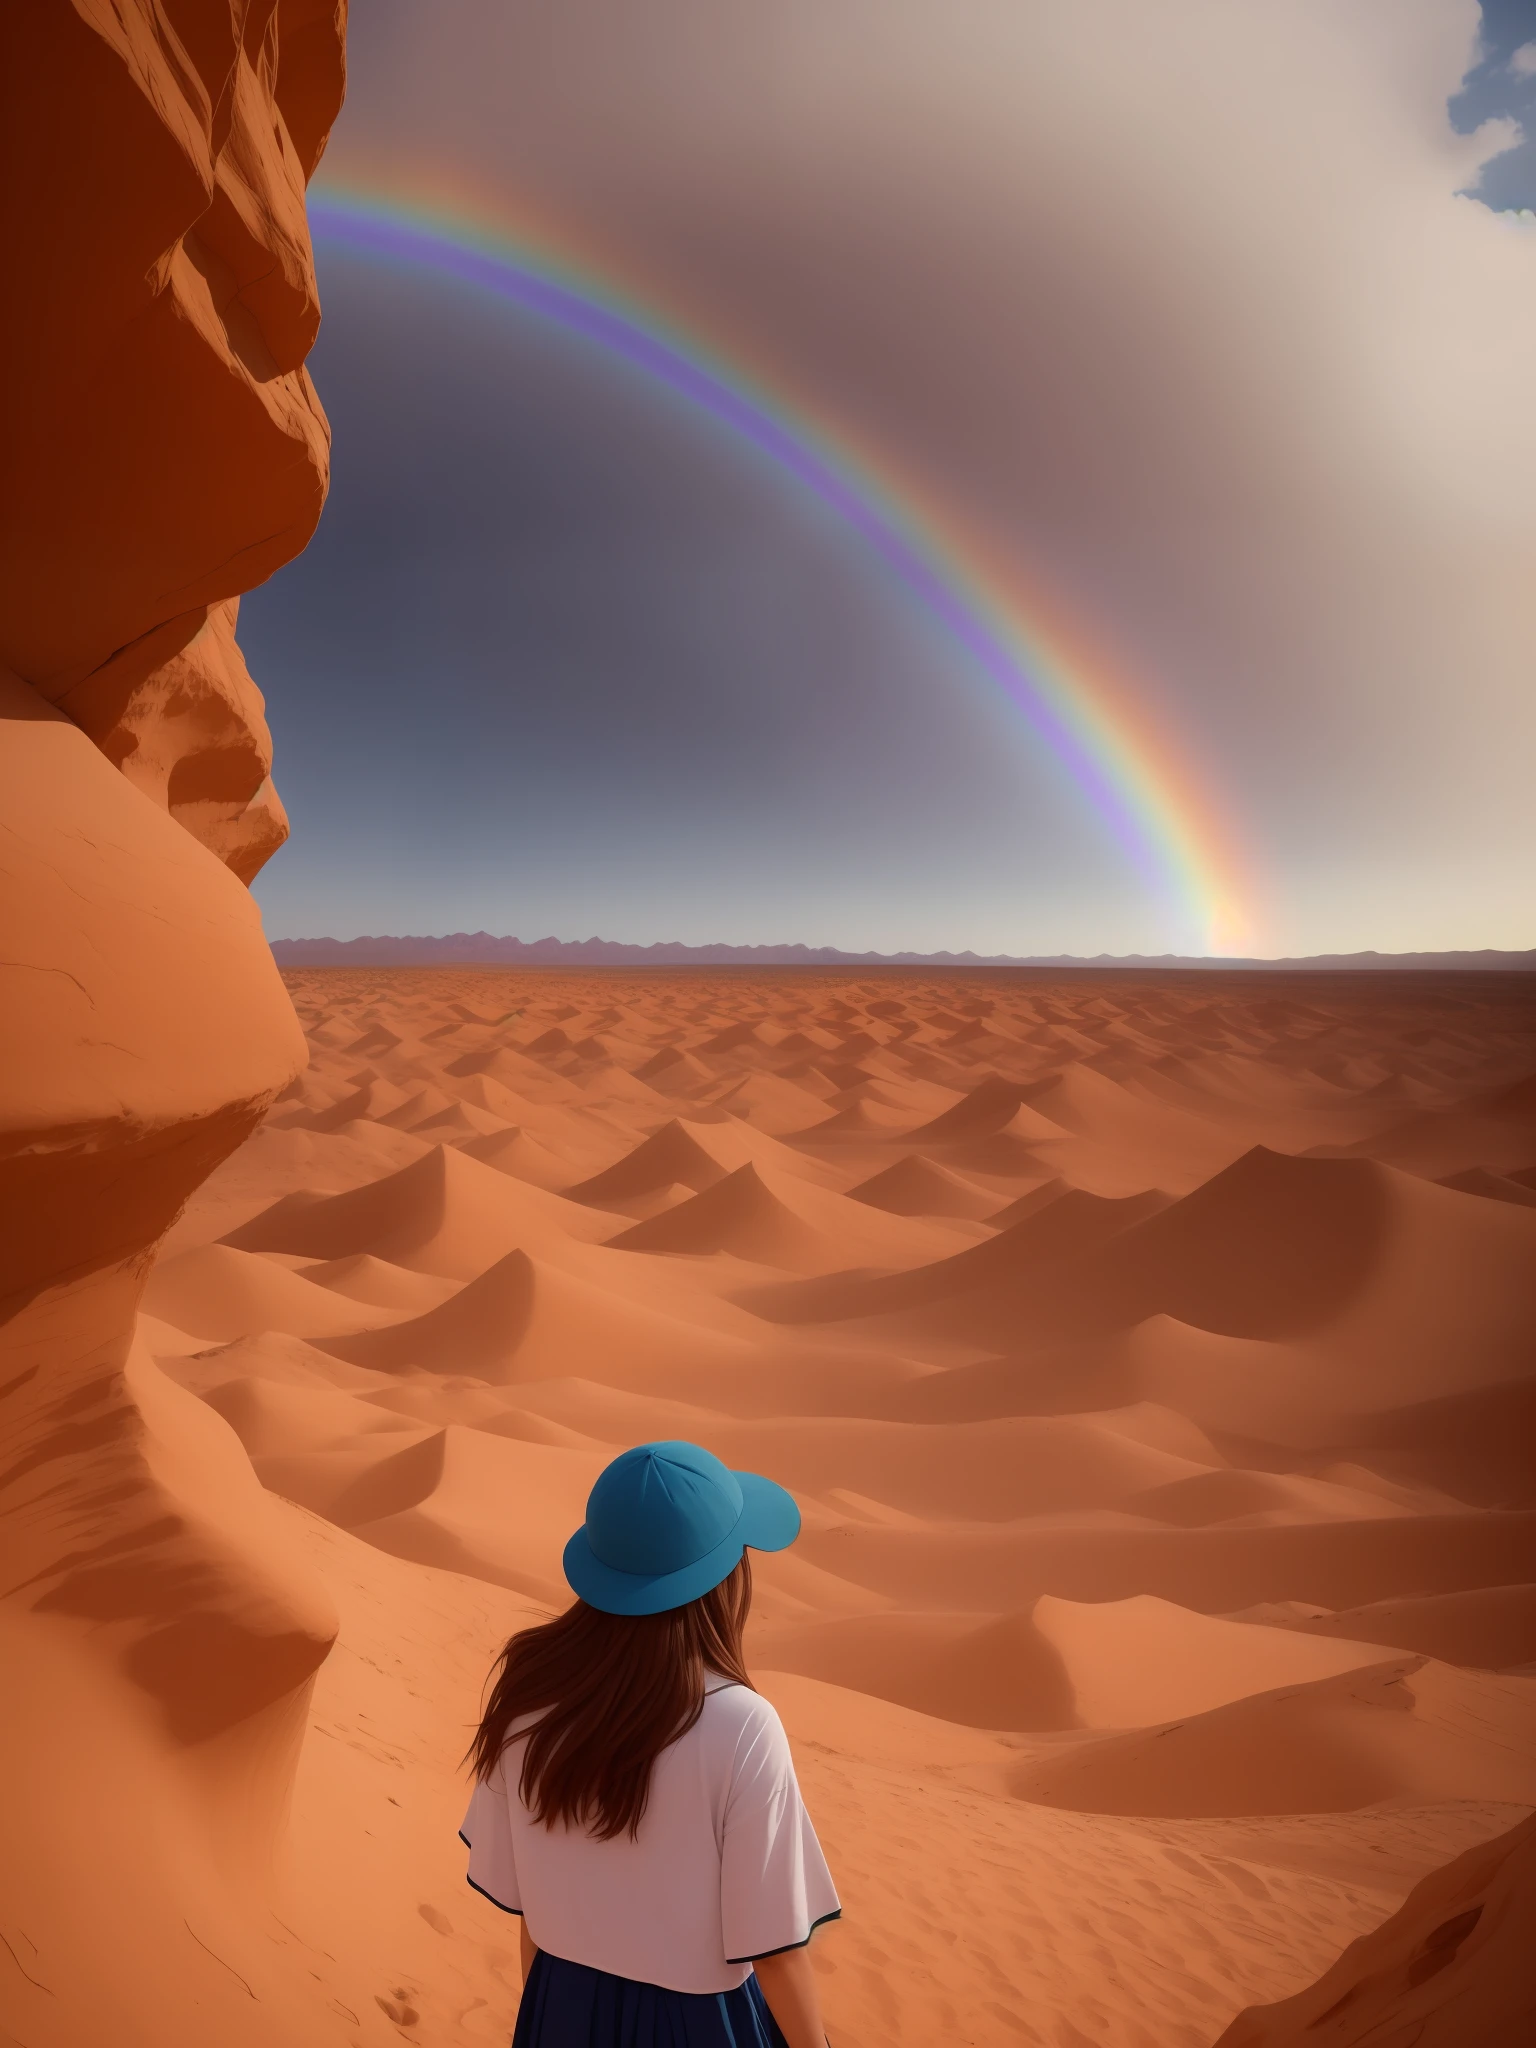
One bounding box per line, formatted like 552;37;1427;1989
564;1440;801;1616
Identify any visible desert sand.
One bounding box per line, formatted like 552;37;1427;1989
42;962;1529;2047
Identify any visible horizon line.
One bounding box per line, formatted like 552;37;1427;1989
267;932;1536;971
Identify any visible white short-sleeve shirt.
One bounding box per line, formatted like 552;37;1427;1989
460;1682;840;1994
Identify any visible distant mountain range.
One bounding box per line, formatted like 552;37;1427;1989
268;932;1536;971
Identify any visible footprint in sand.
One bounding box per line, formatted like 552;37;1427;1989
376;1989;421;2027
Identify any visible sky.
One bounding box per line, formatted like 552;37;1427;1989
244;0;1536;958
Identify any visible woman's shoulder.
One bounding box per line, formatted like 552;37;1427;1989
700;1682;788;1747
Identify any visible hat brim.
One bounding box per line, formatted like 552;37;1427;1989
563;1470;801;1617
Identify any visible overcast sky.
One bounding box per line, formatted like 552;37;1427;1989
244;0;1536;956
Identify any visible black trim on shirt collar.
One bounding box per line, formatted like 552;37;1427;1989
728;1908;842;1965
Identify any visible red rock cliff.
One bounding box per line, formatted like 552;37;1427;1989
0;10;350;2044
2;0;347;880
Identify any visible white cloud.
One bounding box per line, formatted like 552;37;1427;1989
1510;41;1536;77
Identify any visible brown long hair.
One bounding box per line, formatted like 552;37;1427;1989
467;1556;754;1841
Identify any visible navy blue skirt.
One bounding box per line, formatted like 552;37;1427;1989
511;1949;789;2048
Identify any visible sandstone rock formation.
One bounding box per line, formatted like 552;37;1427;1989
2;0;344;882
1213;1811;1536;2046
0;7;347;2042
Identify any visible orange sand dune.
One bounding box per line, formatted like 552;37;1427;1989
1020;1059;1251;1183
1332;1372;1536;1507
143;1242;409;1341
297;1424;605;1604
1437;1162;1536;1207
1013;1657;1536;1816
606;1158;981;1270
1115;1052;1413;1151
682;1407;1214;1518
741;1198;1183;1367
789;1094;923;1140
1094;1149;1536;1385
906;1075;1067;1144
752;1592;1398;1731
913;1105;1070;1179
1026;1593;1415;1723
1263;1583;1536;1670
605;1160;835;1265
776;1143;1536;1405
459;1122;588;1189
746;1184;1170;1323
157;1119;437;1255
1121;1467;1414;1527
299;1251;465;1313
846;1151;1006;1218
317;1246;754;1389
18;954;1536;2048
857;1144;1536;1376
703;1069;846;1134
225;1142;616;1276
794;1505;1536;1613
756;1671;1525;2045
752;1607;1079;1728
983;1174;1072;1226
1212;1810;1536;2045
164;1326;404;1391
564;1112;843;1206
1342;1068;1536;1179
196;1371;429;1461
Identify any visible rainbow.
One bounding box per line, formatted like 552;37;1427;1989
307;181;1258;954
